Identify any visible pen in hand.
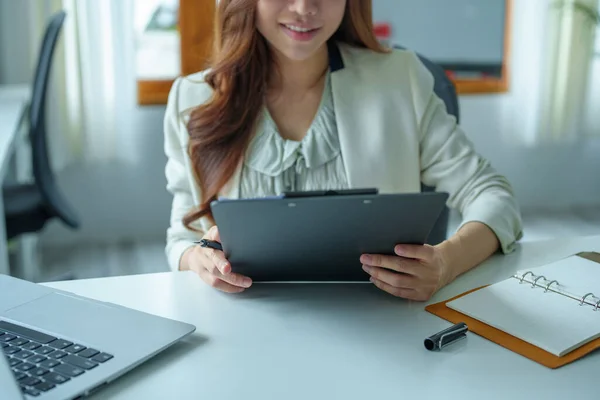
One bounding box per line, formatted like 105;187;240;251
195;239;223;252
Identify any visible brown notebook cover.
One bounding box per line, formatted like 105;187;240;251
425;252;600;369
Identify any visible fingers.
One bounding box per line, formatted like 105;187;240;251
202;226;230;274
205;247;231;275
361;245;442;301
187;238;252;293
370;277;421;300
360;254;420;276
198;250;251;287
394;244;435;261
197;268;247;294
199;265;252;292
194;250;252;292
214;268;252;288
362;265;416;289
206;225;221;241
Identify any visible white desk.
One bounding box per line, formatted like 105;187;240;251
44;235;600;400
0;85;30;276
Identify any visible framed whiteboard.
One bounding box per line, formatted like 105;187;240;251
373;0;511;94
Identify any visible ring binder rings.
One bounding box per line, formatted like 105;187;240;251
544;280;559;293
519;271;534;283
425;251;600;369
513;271;600;309
531;274;546;288
581;293;596;306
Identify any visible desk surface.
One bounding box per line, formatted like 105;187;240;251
44;235;600;400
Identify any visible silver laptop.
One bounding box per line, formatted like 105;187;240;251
0;274;195;399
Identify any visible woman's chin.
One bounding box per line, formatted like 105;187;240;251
273;41;327;63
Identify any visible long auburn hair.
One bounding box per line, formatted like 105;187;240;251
184;0;387;230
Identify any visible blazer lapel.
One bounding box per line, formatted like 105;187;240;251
330;45;394;193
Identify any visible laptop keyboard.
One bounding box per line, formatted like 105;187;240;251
1;320;113;397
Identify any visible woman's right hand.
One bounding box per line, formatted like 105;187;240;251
181;226;252;293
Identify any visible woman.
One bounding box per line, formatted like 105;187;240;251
164;0;523;300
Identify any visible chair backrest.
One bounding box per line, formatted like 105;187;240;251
28;10;79;228
395;46;460;245
29;11;66;191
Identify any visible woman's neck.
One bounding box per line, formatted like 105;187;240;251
270;45;329;92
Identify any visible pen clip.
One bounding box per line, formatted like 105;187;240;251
425;322;468;351
438;329;467;350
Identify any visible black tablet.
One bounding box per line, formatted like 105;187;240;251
210;189;449;282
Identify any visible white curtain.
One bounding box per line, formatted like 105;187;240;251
583;8;600;137
23;0;138;170
537;0;599;142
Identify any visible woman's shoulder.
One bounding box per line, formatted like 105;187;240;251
339;43;425;72
338;43;434;89
167;70;214;117
164;70;214;146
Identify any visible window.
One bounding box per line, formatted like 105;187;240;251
135;0;214;105
134;0;180;80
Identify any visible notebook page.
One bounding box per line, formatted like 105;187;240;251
447;278;600;356
515;255;600;299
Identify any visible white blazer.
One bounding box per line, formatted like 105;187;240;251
163;43;523;272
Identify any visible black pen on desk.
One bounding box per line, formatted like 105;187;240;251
194;239;223;252
424;322;468;351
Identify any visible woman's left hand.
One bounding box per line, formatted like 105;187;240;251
360;244;452;301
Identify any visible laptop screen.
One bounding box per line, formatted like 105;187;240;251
0;351;23;400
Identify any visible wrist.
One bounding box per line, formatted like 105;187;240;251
435;236;464;285
434;221;500;285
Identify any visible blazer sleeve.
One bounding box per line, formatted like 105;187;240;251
164;77;203;271
408;55;523;254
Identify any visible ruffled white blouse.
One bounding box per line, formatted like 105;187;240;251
239;72;349;198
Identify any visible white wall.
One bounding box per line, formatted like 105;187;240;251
0;0;35;84
1;0;599;248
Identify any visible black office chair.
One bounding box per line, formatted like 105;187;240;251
3;10;80;240
396;46;460;246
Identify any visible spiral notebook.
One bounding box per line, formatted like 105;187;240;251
426;252;600;368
